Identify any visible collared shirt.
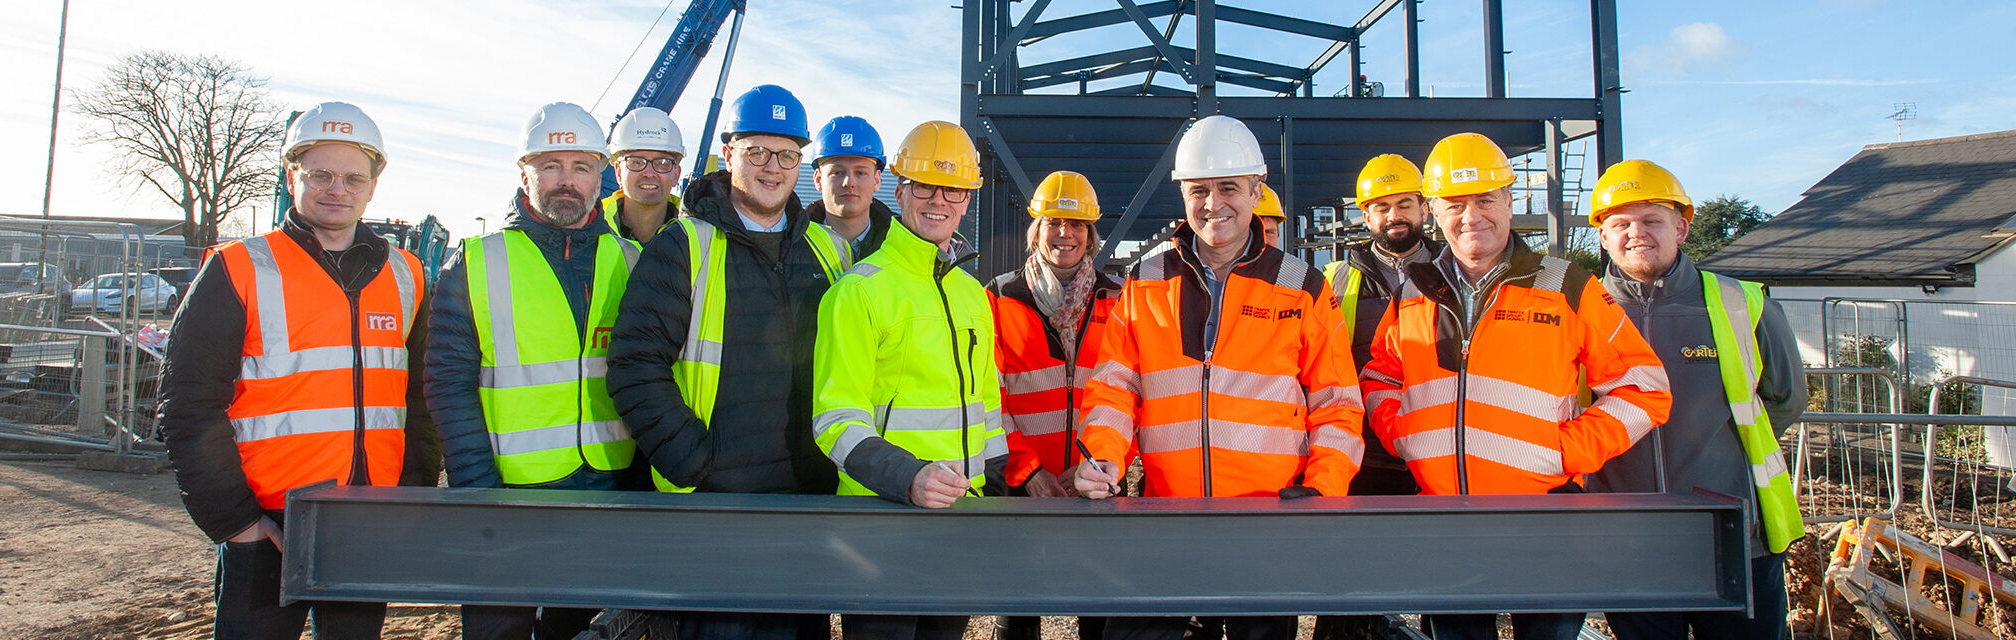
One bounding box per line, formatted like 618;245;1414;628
1438;242;1513;332
738;208;788;233
1190;237;1233;351
1370;241;1434;292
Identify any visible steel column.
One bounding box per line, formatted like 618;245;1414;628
1279;116;1297;255
1194;0;1217;114
1483;0;1506;99
1591;0;1624;169
1093;129;1187;270
1544;118;1566;257
1402;0;1420;98
284;485;1749;616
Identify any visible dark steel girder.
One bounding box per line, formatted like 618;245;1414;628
1212;4;1355;41
1024;0;1183;40
283;485;1749;616
977;95;1601;122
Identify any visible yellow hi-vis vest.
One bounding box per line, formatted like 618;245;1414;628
1701;270;1802;554
466;230;640;486
652;217;852;492
1321;260;1366;337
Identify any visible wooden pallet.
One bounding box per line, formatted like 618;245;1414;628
1823;517;2016;639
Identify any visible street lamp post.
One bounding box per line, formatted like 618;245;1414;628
475;216;486;235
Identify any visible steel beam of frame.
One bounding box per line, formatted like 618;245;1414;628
1544;118;1566;256
1212;4;1353;41
1094;128;1187;269
976;116;1036;199
979;0;1054;79
1023;0;1182;40
283;485;1749;616
1117;0;1196;84
1194;0;1216;113
1403;0;1421;97
978;95;1600;122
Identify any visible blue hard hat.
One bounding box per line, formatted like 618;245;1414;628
722;84;810;146
813;116;885;169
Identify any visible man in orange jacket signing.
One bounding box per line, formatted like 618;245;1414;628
1359;132;1673;640
1072;115;1363;640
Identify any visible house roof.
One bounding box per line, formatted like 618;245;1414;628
1698;129;2016;286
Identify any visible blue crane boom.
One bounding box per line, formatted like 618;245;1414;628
601;0;749;200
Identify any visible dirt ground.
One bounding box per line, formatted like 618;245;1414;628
0;460;464;640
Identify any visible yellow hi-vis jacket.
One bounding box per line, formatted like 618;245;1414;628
465;230;639;485
812;221;1007;501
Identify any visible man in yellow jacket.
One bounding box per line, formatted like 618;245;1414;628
811;120;1005;640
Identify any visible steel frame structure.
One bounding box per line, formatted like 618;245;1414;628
282;484;1748;615
960;0;1625;277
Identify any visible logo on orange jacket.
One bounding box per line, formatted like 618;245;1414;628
366;312;398;332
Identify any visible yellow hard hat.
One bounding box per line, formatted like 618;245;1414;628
1253;183;1284;218
1420;133;1514;199
1029;171;1100;221
1355;154;1423;210
891;121;983;190
1589;159;1693;225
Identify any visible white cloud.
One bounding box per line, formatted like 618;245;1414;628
1626;22;1747;78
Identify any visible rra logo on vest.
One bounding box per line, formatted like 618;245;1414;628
366;312;398;332
592;326;614;349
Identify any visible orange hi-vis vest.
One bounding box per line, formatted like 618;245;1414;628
1361;243;1671;496
217;230;423;510
988;269;1126;486
1079;227;1365;498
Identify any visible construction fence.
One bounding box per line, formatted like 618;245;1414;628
0;216;195;460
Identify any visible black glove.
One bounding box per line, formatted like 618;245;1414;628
1278;485;1321;499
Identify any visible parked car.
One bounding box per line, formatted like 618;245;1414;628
0;262;70;297
149;266;198;299
69;273;179;315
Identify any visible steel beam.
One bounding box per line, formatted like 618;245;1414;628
1591;0;1624;169
283;485;1748;616
1402;0;1421;97
1094;128;1188;269
979;95;1600;122
1213;4;1353;41
1483;0;1507;99
1024;0;1182;40
980;0;1054;79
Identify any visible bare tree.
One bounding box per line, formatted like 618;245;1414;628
71;51;284;248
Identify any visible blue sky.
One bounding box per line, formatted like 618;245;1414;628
1;0;2009;240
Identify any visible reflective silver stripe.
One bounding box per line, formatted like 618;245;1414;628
845;263;882;278
1008;409;1069;436
1590;364;1672;396
828;424;879;468
1312;423;1366;465
617;238;641;269
984;407;1002;433
1082;405;1136;439
941;451;994;479
386;251;416;333
1206;366;1304;405
480;234;520;367
1465;429;1566;476
1003;364;1068;393
1088;360;1142;396
1708;274;1764;389
1752;455;1789;485
231;406;405;443
1306;383;1365;411
1589;394;1659;443
1365;389;1401;410
1360;366;1403;387
814;408;879;465
680;220;721;367
481;357;607;389
881;404;987;431
1730;398;1765;422
1398;375;1576;423
813;407;871;438
1141;365;1204;401
240;346;407;380
1137;420;1306;456
1391;427;1456;461
243;236;290;357
489;420;631;457
982;430;1009;461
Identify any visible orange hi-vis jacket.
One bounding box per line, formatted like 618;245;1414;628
988;268;1127;486
1361;242;1671;496
216;230;424;509
1080;224;1364;498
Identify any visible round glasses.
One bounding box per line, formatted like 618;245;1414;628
732;145;803;170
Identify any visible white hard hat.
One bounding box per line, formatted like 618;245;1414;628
1170;115;1267;181
607;107;686;161
285;101;385;163
518;102;608;164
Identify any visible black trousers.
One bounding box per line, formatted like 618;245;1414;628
213;539;385;640
839;614;969;640
1104;616;1295;640
1606;553;1788;640
459;604;599;640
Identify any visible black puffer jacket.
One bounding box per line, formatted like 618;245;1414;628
606;170;840;494
805;197;895;258
424;191;630;490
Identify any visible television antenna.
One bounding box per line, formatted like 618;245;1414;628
1888;102;1917;142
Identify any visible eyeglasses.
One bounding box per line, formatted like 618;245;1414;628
902;180;971;203
301;169;374;193
731;145;803;170
619;156;682;174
